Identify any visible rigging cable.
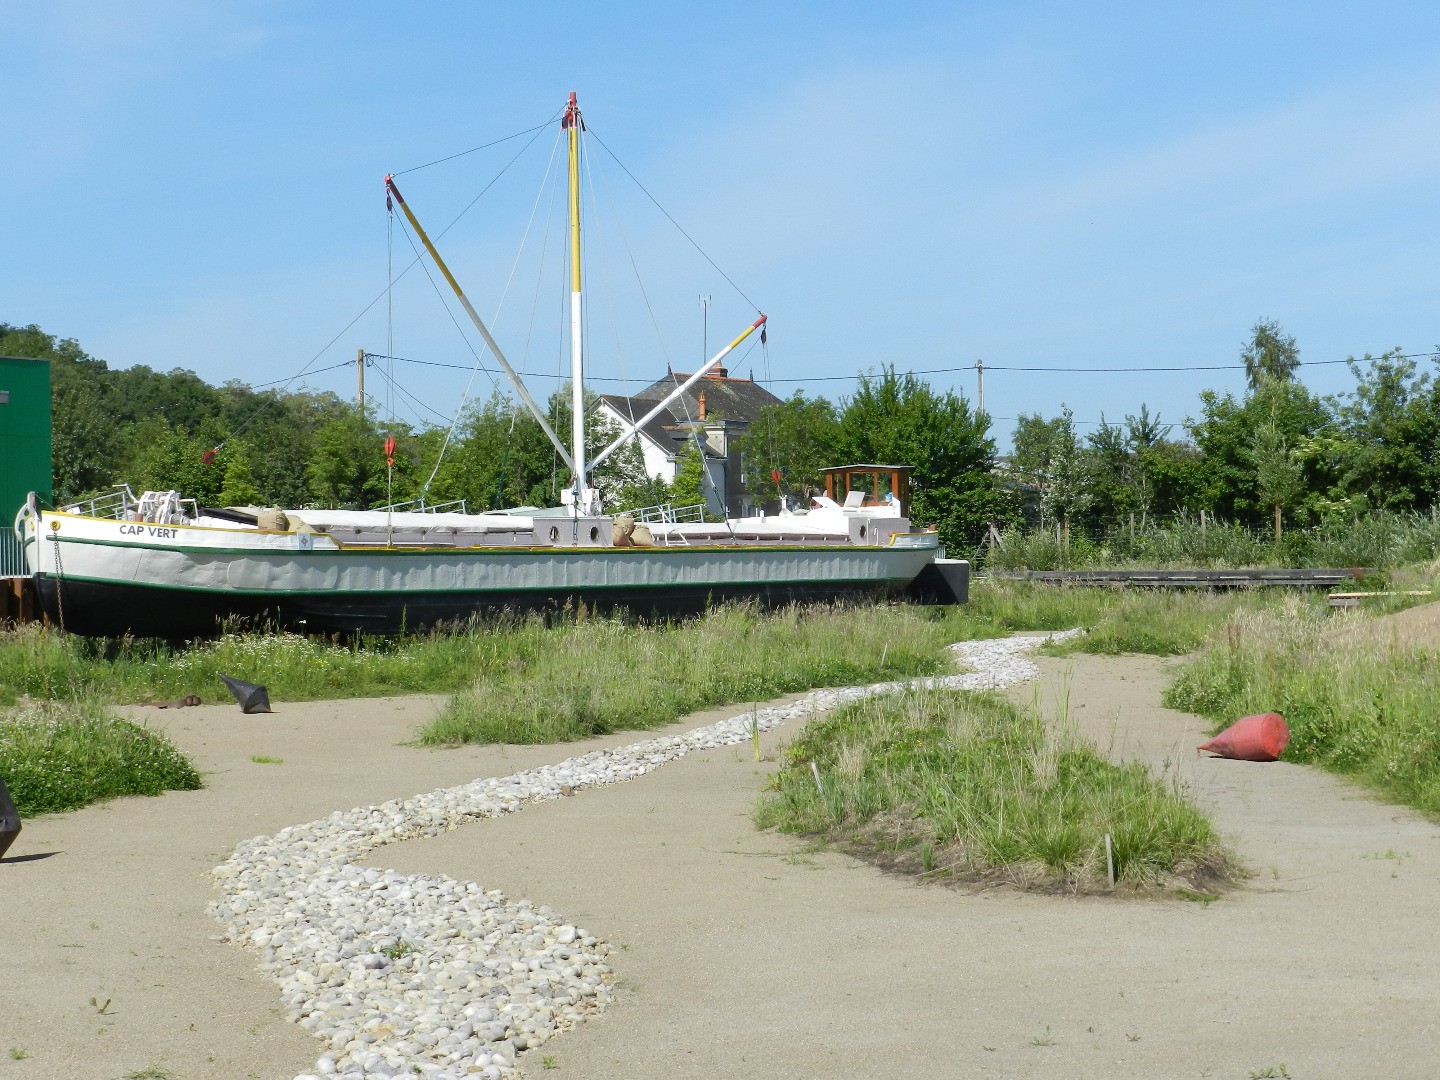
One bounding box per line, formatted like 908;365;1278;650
586;120;674;378
417;123;570;498
587;127;761;314
371;345;1437;387
211;114;558;452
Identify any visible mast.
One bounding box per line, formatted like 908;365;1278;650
384;174;576;476
563;91;589;515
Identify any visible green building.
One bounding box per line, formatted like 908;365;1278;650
0;356;52;578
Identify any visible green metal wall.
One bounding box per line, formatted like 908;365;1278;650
0;356;52;577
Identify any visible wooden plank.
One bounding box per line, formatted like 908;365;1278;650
991;568;1370;590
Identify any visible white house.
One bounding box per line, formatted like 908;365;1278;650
595;365;782;517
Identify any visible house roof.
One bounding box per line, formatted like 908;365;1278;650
596;394;682;453
633;368;782;425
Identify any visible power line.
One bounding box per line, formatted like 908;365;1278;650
358;346;1435;390
764;351;1435;384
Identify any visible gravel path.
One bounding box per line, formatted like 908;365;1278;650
209;631;1081;1080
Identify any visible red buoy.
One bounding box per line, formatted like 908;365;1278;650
1198;712;1290;762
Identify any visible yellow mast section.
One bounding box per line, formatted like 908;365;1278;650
562;91;588;510
567;92;582;295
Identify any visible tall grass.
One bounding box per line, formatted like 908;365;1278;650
987;512;1440;571
0;624;540;705
0;585;1287;714
0;700;202;815
1165;601;1440;814
420;604;955;745
949;579;1291;656
755;687;1236;892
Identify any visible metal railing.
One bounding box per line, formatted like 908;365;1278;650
376;497;469;514
630;502;706;524
61;485;137;520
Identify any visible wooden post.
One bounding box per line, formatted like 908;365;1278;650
357;348;366;411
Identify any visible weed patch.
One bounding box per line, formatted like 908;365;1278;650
950;579;1288;656
0;624;486;704
0;700;202;815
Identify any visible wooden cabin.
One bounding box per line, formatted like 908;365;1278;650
820;465;913;515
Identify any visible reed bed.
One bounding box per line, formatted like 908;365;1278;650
1166;599;1440;815
755;687;1237;893
986;512;1440;572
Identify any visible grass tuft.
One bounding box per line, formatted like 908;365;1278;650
0;700;202;816
755;687;1238;893
0;623;489;705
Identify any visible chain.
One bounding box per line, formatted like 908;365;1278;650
50;528;66;634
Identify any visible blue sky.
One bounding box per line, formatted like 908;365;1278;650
6;2;1440;449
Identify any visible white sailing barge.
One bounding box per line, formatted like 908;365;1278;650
16;94;959;637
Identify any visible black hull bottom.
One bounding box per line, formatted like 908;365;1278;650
32;575;938;639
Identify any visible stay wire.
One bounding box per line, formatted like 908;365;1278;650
587;127;761;314
366;362;454;426
390;120;555;177
585;124;672;374
420;124;569;496
217;117;555;447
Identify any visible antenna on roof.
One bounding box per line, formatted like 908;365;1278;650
699;295;711;363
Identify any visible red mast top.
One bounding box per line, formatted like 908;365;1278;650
562;91;581;130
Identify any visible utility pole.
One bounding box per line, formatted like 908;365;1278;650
357;348;366;411
699;295;711;363
975;358;984;416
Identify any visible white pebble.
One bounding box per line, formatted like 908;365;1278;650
213;629;1074;1079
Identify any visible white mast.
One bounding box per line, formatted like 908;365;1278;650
564;92;591;516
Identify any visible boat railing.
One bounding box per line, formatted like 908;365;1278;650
631;502;706;524
63;485;137;520
378;497;469;514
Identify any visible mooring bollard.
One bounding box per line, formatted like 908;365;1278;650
0;774;21;861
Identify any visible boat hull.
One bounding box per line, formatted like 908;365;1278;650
22;510;945;637
32;572;924;637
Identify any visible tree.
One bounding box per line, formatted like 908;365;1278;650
218;447;262;506
733;392;841;506
1011;406;1092;539
1324;348;1440;514
1242;318;1300;389
307;410;387;508
1187;377;1331;526
1250;418;1304;538
667;442;708;512
838;367;1011;553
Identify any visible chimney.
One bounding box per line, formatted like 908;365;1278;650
698;390;707;420
707;365;728;380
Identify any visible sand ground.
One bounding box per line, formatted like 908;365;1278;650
3;649;1438;1079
